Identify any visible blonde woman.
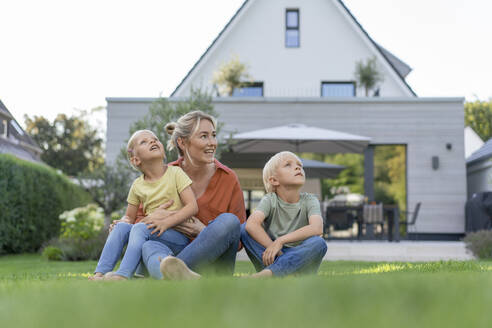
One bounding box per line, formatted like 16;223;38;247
140;111;246;280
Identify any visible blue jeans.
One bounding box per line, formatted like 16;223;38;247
142;213;241;279
240;223;327;277
114;222;191;278
94;222;146;276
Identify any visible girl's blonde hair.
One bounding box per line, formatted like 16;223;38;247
262;151;302;193
165;110;217;157
126;129;158;171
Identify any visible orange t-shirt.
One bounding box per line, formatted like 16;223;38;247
135;158;246;226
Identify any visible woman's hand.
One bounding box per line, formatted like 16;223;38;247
173;217;206;239
145;219;171;237
262;239;284;266
109;216;132;232
140;200;176;224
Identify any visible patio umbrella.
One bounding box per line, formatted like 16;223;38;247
231;124;371;154
220;152;345;179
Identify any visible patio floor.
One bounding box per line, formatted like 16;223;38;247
236;241;475;262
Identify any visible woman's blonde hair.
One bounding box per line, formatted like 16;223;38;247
262;151;302;193
126;129;158;171
165;110;217;157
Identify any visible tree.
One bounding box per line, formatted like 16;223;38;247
24;108;104;176
76;162;136;224
212;55;251;96
354;56;384;97
122;88;227;164
465;99;492;141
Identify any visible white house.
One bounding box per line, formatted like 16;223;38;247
106;0;466;240
0;100;42;163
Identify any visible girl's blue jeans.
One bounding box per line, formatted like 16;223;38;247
94;222;145;276
240;223;327;277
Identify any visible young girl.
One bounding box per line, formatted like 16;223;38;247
89;129;198;280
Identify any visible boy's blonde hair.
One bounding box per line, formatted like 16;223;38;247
262;151;302;193
165;110;217;157
126;129;159;171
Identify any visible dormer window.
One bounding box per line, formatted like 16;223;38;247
321;82;356;97
232;82;264;97
285;9;299;48
0;119;7;138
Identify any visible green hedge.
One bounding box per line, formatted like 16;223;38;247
0;154;92;254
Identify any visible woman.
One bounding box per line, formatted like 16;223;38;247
139;110;246;279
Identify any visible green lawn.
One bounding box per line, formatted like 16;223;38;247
1;255;492;328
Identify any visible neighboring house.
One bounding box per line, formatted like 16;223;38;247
0;100;42;163
467;138;492;199
106;0;466;240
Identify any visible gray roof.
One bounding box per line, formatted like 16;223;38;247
171;0;416;97
467;138;492;165
0;100;13;119
376;44;412;78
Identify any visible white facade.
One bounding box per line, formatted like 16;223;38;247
173;0;414;98
106;97;466;235
464;126;483;159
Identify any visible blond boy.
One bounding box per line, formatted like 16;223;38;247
240;151;327;277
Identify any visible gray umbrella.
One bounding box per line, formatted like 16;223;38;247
220;152;345;179
231;124;371;154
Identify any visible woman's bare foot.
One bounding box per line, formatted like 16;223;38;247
249;269;273;278
88;272;104;281
103;272;127;281
159;256;201;280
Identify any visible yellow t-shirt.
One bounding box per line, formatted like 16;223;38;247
127;166;192;215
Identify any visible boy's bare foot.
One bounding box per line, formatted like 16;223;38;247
88;272;104;281
103;272;127;281
159;256;201;280
249;269;273;278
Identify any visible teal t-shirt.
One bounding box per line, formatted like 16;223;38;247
256;192;322;247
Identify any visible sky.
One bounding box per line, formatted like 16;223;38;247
1;0;491;129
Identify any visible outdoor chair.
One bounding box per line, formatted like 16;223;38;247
400;202;422;231
362;203;385;239
324;207;355;239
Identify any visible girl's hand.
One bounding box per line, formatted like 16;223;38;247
174;217;206;239
262;239;284;266
109;216;132;232
146;219;170;237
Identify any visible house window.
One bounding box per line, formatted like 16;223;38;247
285;9;299;48
0;119;7;138
232;82;264;97
321;82;356;97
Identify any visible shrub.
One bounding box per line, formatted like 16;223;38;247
59;204;105;240
43;204;107;261
45;232;107;261
0;154;92;254
464;230;492;259
42;246;63;261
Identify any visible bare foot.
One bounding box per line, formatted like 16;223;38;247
88;272;104;281
159;256;201;280
103;272;127;281
249;269;273;278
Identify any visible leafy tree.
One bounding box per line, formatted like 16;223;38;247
122;88;226;163
76;162;136;224
212;55;251;96
465;99;492;141
354;56;384;96
24;109;104;176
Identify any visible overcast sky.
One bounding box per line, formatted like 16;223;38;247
1;0;490;128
